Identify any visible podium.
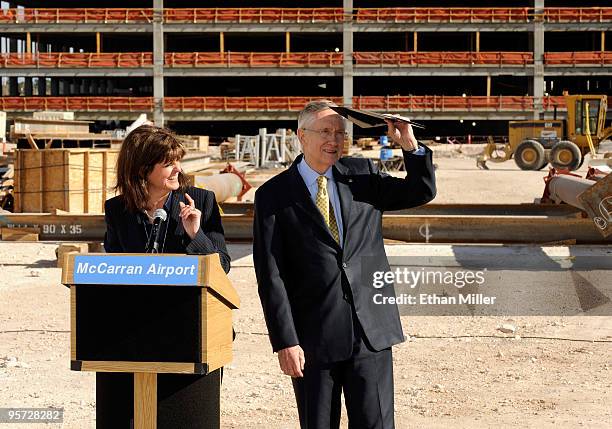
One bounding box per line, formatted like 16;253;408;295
61;253;240;429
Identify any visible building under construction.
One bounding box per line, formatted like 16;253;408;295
0;0;610;141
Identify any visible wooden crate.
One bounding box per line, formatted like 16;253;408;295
14;149;118;213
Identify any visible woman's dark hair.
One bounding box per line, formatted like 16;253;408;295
115;125;189;212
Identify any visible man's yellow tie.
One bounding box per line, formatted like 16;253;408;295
316;175;340;244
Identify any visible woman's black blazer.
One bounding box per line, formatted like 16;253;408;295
103;186;230;274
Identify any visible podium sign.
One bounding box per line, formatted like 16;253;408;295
72;255;200;285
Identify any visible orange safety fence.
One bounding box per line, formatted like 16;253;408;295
0;8;343;24
2;7;611;24
355;8;531;23
543;8;612;22
542;97;566;110
0;97;154;111
354;52;534;66
0;8;153;23
0;53;153;68
0;52;342;68
544;51;612;65
165;52;343;67
163;8;344;23
5;51;612;68
163;96;344;111
0;96;570;113
0;52;539;68
353;95;537;111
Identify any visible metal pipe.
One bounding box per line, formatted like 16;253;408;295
547;175;594;211
1;211;610;244
191;173;244;203
218;203;582;217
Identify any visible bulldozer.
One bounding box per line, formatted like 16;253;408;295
477;94;612;171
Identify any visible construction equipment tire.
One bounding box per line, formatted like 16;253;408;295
550;140;582;171
514;140;546;171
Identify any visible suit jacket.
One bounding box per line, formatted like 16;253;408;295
253;146;436;363
104;186;231;274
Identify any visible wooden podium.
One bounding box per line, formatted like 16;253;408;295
61;253;240;429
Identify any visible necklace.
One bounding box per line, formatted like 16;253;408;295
143;209;156;223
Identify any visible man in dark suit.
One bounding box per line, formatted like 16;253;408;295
253;100;436;428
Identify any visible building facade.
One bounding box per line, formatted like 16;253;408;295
1;0;610;140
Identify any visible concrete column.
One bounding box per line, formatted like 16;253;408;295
153;0;165;126
486;76;491;97
96;32;101;53
24;78;33;96
220;32;224;53
413;32;418;52
601;31;605;52
342;0;353;140
532;0;545;119
9;77;18;96
38;77;47;96
51;78;60;96
475;31;480;52
8;37;18;96
26;32;31;54
285;32;290;53
106;79;115;95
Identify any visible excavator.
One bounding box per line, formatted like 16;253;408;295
477;94;612;171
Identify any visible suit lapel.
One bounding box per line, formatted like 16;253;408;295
289;156;341;249
333;162;353;245
169;191;184;237
122;207;147;252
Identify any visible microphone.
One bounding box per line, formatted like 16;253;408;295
146;208;168;253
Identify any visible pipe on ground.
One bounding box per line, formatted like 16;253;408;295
191;173;244;202
547;175;594;211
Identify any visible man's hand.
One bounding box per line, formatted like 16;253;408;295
277;345;305;378
385;117;418;152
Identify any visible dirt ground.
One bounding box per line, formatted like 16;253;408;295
0;154;610;428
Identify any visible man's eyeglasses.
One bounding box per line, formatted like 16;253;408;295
302;128;347;140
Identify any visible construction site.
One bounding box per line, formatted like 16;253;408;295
0;1;611;428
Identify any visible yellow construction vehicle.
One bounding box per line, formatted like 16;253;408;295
477;94;612;171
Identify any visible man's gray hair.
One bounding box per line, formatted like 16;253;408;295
297;99;339;130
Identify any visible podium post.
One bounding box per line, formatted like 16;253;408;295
62;253;240;429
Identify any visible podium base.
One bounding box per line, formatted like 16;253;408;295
96;370;221;429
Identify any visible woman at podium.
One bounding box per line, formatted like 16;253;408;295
99;125;230;428
103;124;230;273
